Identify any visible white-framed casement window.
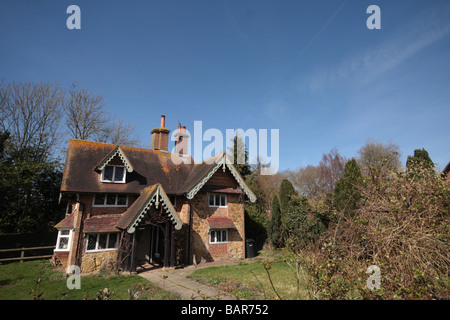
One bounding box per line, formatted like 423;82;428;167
101;165;126;183
93;194;128;207
85;233;120;252
208;193;227;208
55;229;72;252
209;229;228;244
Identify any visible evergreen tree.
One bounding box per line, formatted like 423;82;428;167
0;132;63;233
406;148;434;170
279;178;297;213
244;168;269;252
269;194;282;248
334;158;363;217
283;195;325;250
227;134;252;179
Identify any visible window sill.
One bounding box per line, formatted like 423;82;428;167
100;181;126;184
85;248;118;253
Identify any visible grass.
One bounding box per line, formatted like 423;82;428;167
0;260;179;300
188;256;308;300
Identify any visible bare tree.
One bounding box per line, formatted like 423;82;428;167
96;118;139;147
288;149;346;199
0;80;11;125
288;165;322;198
64;83;106;141
64;83;140;147
318;148;346;193
250;157;285;210
357;138;402;170
0;81;64;160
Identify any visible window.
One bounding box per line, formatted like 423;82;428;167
101;165;126;183
55;229;72;251
93;194;128;207
208;193;227;207
209;229;228;244
86;233;119;252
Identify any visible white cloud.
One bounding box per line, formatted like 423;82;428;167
306;2;450;93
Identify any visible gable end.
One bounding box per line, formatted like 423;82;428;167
186;154;256;202
96;146;134;173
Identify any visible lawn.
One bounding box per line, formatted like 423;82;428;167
0;260;179;300
188;258;308;300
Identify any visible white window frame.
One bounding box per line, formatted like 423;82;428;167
55;229;73;252
208;193;227;208
101;165;126;183
92;194;128;207
85;233;120;252
209;229;228;244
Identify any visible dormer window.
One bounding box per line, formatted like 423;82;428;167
96;146;133;183
101;165;126;183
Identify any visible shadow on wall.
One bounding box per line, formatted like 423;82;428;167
191;231;213;264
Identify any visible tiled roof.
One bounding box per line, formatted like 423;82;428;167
207;217;236;229
54;213;75;229
116;184;182;232
115;184;159;230
83;214;122;233
60;139;256;202
61;139;194;195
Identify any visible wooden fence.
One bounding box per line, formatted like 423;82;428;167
0;246;55;263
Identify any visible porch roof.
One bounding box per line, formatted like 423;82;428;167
207;217;236;229
83;214;122;233
115;183;182;233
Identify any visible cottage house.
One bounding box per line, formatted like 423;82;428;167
53;115;256;273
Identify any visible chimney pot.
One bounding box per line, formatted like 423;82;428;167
182;126;186;133
151;115;170;151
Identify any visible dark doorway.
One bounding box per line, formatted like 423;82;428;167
134;222;175;272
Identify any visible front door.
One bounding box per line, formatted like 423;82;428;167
135;223;169;267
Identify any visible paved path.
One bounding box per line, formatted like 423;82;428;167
139;265;237;300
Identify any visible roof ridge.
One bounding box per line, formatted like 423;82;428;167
69;138;197;160
195;152;226;165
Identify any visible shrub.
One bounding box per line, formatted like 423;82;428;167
298;161;449;299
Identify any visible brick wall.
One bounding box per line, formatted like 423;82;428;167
82;194;138;217
206;168;238;187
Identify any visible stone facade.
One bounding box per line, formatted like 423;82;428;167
81;250;119;273
189;167;246;263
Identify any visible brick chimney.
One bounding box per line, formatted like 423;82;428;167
151;115;171;151
174;123;189;155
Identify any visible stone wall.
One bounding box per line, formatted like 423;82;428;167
80;250;119;273
188;168;245;263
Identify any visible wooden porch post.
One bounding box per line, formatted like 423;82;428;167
129;232;136;273
170;224;176;267
163;222;170;268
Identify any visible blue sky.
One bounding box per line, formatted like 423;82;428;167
1;0;449;171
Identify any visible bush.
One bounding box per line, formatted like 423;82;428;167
282;195;325;251
298;162;449;299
